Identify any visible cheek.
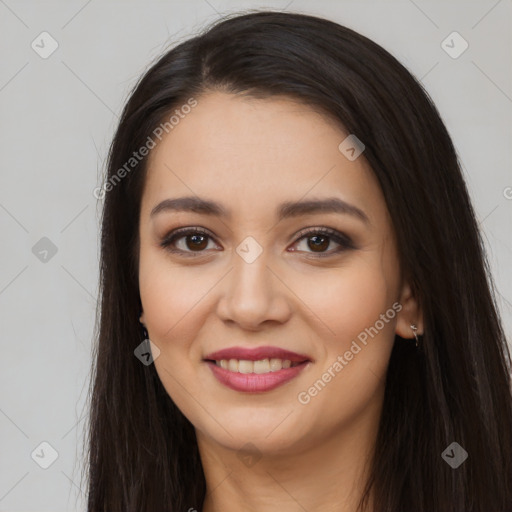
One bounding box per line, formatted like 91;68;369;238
291;256;398;411
291;258;396;345
138;255;211;418
138;247;213;346
291;268;395;432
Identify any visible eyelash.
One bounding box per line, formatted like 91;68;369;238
160;226;355;258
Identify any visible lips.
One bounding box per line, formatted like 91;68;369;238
206;360;310;392
203;345;312;363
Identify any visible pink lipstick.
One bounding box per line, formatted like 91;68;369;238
203;345;312;393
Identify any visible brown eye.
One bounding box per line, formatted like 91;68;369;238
305;234;330;252
160;226;355;259
184;233;209;251
291;227;355;257
160;227;218;256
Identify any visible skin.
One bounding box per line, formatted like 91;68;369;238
138;91;423;512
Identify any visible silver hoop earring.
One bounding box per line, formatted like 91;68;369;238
410;324;420;349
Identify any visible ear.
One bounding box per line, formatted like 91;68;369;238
395;281;423;339
139;310;145;325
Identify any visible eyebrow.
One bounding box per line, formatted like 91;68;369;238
150;196;370;225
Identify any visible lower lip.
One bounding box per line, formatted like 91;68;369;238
205;361;310;392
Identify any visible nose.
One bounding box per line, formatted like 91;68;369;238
215;249;292;331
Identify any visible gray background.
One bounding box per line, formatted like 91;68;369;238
0;1;511;510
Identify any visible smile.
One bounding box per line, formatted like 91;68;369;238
212;358;302;373
205;359;310;392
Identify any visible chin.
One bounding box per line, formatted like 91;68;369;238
197;411;310;455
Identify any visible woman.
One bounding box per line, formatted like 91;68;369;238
84;10;512;512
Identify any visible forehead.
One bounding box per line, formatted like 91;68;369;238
142;91;385;225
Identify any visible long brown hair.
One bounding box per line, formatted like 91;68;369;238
83;10;512;511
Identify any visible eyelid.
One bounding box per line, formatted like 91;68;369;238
160;225;355;257
293;226;354;247
290;226;355;257
160;226;218;254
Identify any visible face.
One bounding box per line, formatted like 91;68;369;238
138;91;419;456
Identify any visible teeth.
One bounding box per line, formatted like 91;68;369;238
269;358;283;372
238;360;253;374
253;359;269;374
214;358;299;373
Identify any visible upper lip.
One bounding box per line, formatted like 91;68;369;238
204;345;312;363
